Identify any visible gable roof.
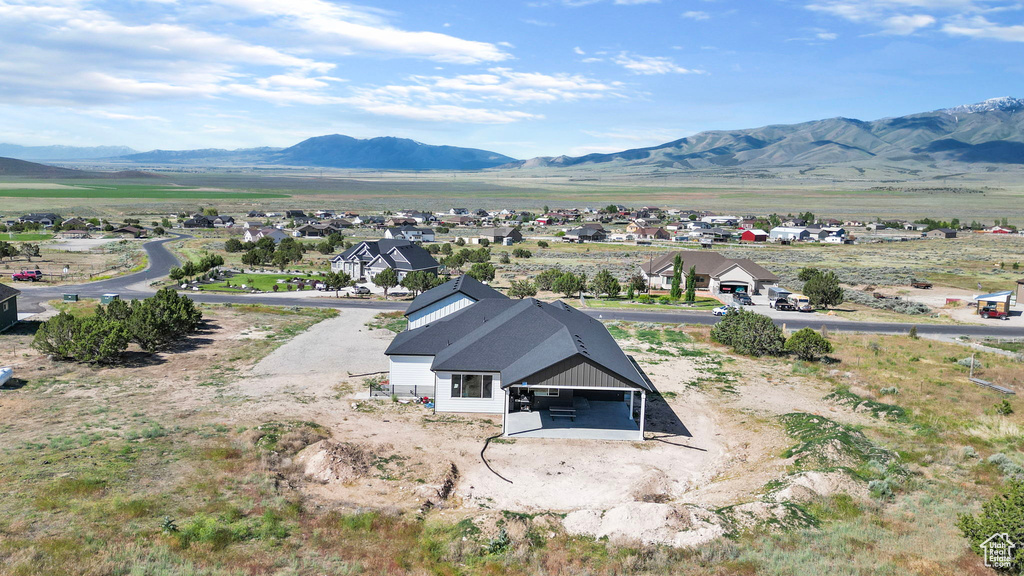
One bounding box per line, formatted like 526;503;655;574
711;259;779;282
641;250;778;282
386;298;649;391
368;243;439;272
331;238;413;263
405;275;508;316
0;283;20;301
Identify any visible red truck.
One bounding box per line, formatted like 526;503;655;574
980;306;1009;320
12;269;43;282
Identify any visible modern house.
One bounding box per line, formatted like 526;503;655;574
477;227;522;244
330;239;438;281
0;283;19;332
927;228;958;239
183;215;215;228
640;250;779;295
385;290;652;440
403;275;507;330
769;227;811;242
634;227;670;240
385;226;435;242
19;213;61;226
563;227;607;243
244;227;289;244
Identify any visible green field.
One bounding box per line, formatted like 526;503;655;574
0;183;289;200
3;233;53;241
200;273;329;292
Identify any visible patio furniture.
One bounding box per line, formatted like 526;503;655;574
549;406;576;421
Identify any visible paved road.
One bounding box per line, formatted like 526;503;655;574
14;235;1024;338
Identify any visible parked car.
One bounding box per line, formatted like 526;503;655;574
352;286;371;295
712;304;741;316
980;306;1009;320
12;269;42;281
732;293;754;306
774;298;797;311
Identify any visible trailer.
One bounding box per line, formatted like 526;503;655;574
0;366;12;388
768;286;792;308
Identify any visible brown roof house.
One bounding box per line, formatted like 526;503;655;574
640;250;779;295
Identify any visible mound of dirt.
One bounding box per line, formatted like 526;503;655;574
771;471;869;503
296;440;378;484
563;502;724;548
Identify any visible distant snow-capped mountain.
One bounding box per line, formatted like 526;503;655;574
503;97;1024;170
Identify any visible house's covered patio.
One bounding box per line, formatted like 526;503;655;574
503;395;642;441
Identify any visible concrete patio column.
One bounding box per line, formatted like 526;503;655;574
628;390;634;421
638;391;646;441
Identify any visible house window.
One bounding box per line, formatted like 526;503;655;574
532;388;558;397
2;302;6;312
451;374;493;399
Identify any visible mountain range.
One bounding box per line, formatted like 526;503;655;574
114;135;515;170
2;98;1023;172
506;97;1024;170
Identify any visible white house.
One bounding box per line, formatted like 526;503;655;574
769;227;811;242
243;227;289;244
384;226;435;242
641;250;779;295
385;281;652;440
330;239;438;281
404;275;506;329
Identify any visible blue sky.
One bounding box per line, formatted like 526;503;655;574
1;0;1023;158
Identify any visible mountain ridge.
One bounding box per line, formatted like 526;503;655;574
503;97;1024;170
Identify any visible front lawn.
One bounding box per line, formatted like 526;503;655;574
200;273;329;292
583;295;722;311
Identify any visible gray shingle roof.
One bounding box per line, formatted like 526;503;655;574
375;244;439;272
404;275;508;316
0;283;20;301
386;298;649;391
332;238;413;263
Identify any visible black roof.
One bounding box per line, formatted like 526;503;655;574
332;238;413;263
405;275;508;316
0;283;20;301
386;298;649;391
376;244;439;272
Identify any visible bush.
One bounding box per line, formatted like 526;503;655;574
996;400;1015;416
499;252;510;264
535;268;563;291
957;479;1024;572
710;309;786;357
537;240;549;248
508;279;537;299
512;248;532;259
636;294;652;304
784;328;834;361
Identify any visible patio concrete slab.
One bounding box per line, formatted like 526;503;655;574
505;400;640;441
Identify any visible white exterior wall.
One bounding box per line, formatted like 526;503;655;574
388;355;435;392
407;294;475;329
434;371;506;414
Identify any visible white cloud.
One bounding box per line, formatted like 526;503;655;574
338;68;622;123
613;53;705;75
817;31;840;38
881;13;936;33
943;15;1024;41
212;0;511;64
574;46;586;54
682;11;711;20
805;0;1012;37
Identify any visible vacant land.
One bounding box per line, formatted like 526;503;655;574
0;300;1019;574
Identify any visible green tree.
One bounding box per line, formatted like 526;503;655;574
401;270;441;295
154;226;165;236
627;285;635;300
604;204;619;214
202;207;219;216
508;279;537;299
499;252;511;264
710;309;786;357
537;240;549;248
804;270;844;308
685;265;697;302
512;248;532;259
224;238;244;253
553;272;584;298
467;262;496;282
784;328;834;361
670;253;683;299
797;267;822;282
535;267;564;292
168;267;185;282
591;269;621;298
373;268;399;298
20;243;40;262
324;271;353;297
957;479;1024;573
628;273;648;294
